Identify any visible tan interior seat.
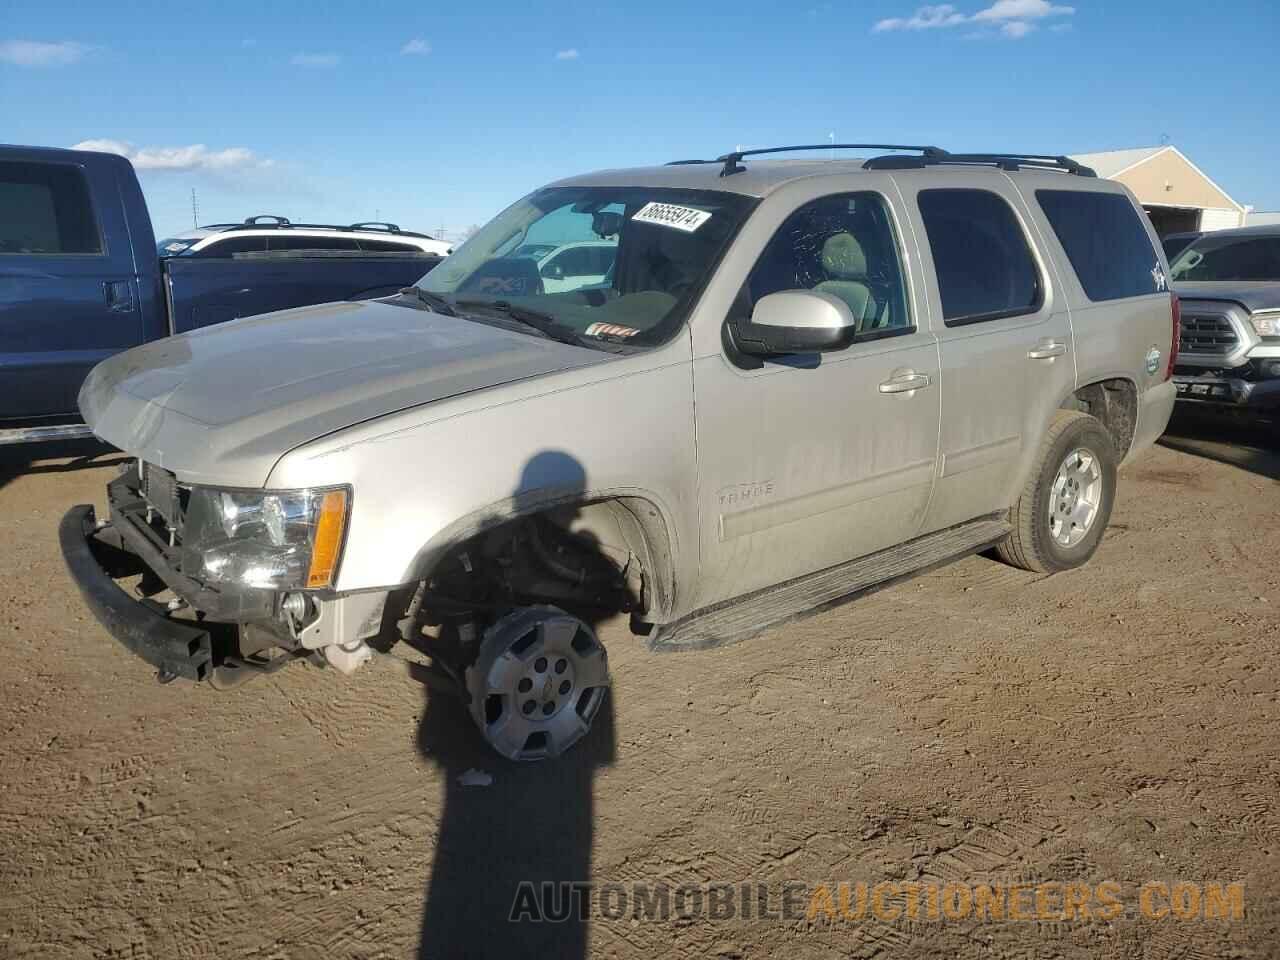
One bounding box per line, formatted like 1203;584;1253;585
814;232;879;331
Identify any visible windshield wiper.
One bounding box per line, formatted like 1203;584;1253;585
397;286;458;317
454;299;591;348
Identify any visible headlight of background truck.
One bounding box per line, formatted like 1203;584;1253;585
180;486;350;590
1250;310;1280;338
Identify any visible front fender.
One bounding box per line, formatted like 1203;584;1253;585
263;347;699;617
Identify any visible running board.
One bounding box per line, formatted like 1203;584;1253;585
0;423;95;446
649;514;1011;652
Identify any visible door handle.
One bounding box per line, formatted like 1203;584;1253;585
1027;338;1067;360
878;372;932;394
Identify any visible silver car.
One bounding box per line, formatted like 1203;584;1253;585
63;144;1177;761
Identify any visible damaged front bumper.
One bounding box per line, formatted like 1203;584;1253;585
60;503;218;681
60;466;385;684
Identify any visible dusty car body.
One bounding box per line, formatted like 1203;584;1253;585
63;145;1178;761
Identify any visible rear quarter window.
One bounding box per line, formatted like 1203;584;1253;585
1036;190;1162;301
0;161;102;255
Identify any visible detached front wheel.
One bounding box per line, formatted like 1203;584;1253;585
464;606;610;762
997;411;1117;574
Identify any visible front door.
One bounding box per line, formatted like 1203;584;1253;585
691;189;941;610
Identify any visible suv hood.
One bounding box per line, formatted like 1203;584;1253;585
1173;281;1280;313
80;299;607;486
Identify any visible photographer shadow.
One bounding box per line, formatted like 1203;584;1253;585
414;450;619;959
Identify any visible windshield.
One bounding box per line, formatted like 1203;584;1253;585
416;186;756;347
1170;234;1280;282
157;237;200;257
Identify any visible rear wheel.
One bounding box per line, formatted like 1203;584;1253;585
997;411;1117;574
464;606;610;762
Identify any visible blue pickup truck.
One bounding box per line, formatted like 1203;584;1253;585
0;144;443;443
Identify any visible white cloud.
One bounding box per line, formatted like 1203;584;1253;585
555;48;580;60
290;52;341;67
874;0;1073;36
0;39;88;67
874;4;967;31
400;38;431;55
971;0;1074;21
71;139;271;172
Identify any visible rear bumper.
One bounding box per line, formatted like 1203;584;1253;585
59;504;214;681
1173;374;1280;409
1128;380;1176;462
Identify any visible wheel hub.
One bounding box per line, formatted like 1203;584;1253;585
1048;447;1102;548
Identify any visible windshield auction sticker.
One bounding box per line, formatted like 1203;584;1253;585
632;202;712;233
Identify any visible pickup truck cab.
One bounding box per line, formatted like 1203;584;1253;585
0;144;442;441
62;144;1178;762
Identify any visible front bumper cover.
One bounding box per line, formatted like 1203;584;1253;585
60;504;214;681
1173;374;1280;409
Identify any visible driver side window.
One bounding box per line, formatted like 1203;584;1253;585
742;192;913;340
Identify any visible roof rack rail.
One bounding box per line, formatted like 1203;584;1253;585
217;219;439;241
347;221;402;232
863;152;1095;177
711;144;947;177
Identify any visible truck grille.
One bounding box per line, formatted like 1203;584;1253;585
1179;311;1238;356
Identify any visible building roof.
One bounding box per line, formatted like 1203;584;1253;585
1068;147;1166;179
1068;145;1245;213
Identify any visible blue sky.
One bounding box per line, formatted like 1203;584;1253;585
3;0;1278;240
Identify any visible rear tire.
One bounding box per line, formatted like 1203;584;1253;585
996;411;1117;574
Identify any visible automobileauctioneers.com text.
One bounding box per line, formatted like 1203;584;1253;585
510;880;1245;924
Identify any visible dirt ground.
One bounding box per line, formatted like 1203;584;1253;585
2;414;1278;960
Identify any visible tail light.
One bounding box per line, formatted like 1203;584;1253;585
1166;293;1181;380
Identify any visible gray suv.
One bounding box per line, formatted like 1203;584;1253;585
62;144;1178;761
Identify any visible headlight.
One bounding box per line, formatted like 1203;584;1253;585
1251;311;1280;338
181;486;350;590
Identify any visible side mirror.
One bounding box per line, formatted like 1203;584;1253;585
733;290;858;356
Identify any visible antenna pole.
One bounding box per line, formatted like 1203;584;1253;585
191;188;199;228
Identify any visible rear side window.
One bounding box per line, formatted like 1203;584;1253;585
199;236;269;257
270;235;359;253
1037;190;1162;301
0;161;101;255
357;239;420;252
918;189;1040;325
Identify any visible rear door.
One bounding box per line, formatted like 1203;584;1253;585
894;174;1076;533
0;152;144;419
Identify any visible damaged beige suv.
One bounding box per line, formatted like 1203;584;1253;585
63;144;1177;761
